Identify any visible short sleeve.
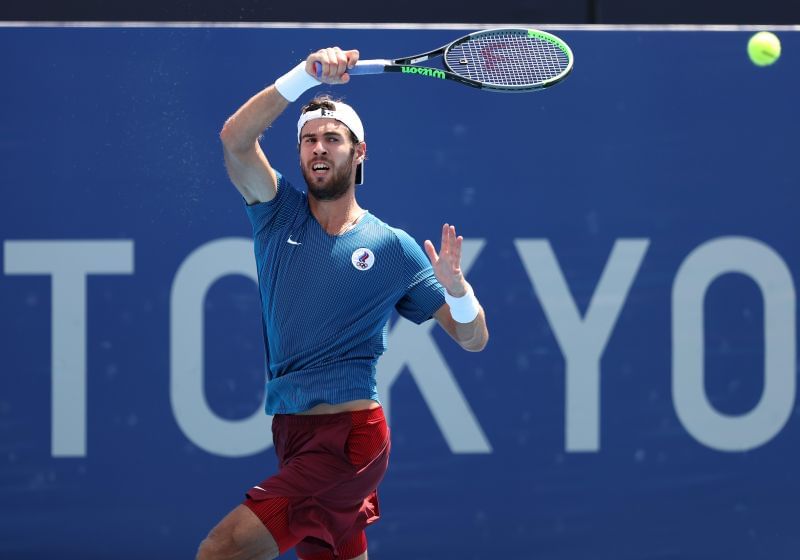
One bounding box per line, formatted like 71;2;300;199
394;230;446;324
244;170;304;240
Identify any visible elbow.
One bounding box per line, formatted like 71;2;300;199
462;331;489;352
470;340;488;352
219;119;237;149
219;118;248;154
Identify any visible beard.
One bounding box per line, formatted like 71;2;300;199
302;152;356;202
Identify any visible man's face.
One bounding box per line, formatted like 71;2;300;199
299;119;363;201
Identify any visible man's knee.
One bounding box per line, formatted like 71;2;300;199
196;505;279;560
195;529;228;560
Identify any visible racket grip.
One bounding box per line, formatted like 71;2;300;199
349;60;390;75
314;60;389;78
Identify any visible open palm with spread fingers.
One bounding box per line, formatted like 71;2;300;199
424;224;469;297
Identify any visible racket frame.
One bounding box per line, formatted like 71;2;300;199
351;28;574;92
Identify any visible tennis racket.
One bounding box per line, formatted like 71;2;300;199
314;28;574;93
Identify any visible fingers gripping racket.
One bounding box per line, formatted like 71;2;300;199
315;28;574;92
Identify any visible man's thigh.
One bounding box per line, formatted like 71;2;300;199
295;530;368;560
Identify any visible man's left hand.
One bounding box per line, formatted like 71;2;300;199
424;223;469;297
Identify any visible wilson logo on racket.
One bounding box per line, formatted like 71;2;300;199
399;66;445;80
351;248;375;271
480;43;508;70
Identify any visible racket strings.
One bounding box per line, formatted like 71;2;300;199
445;31;570;88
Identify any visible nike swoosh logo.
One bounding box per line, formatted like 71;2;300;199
287;237;302;245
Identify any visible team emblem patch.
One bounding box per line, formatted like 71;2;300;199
351;248;375;271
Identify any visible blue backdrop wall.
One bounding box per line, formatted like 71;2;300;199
1;25;799;560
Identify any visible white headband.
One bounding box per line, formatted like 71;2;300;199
296;102;365;143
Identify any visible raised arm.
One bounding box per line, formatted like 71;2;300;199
425;224;489;352
219;47;360;204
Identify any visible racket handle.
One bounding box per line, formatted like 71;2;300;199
314;60;389;78
349;60;390;75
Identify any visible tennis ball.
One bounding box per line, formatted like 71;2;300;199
747;31;781;66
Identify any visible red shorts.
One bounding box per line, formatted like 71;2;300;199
244;407;390;559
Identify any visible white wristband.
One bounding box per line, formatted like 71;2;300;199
274;62;321;102
444;286;480;324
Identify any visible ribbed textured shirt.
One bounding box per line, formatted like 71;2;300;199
246;171;446;414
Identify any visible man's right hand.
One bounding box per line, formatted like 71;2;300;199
305;47;360;84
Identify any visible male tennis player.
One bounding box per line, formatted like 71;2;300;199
197;46;488;560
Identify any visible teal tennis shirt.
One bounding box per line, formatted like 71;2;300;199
246;171;446;414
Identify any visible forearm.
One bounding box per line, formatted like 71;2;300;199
220;85;290;154
435;284;489;352
452;308;489;352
